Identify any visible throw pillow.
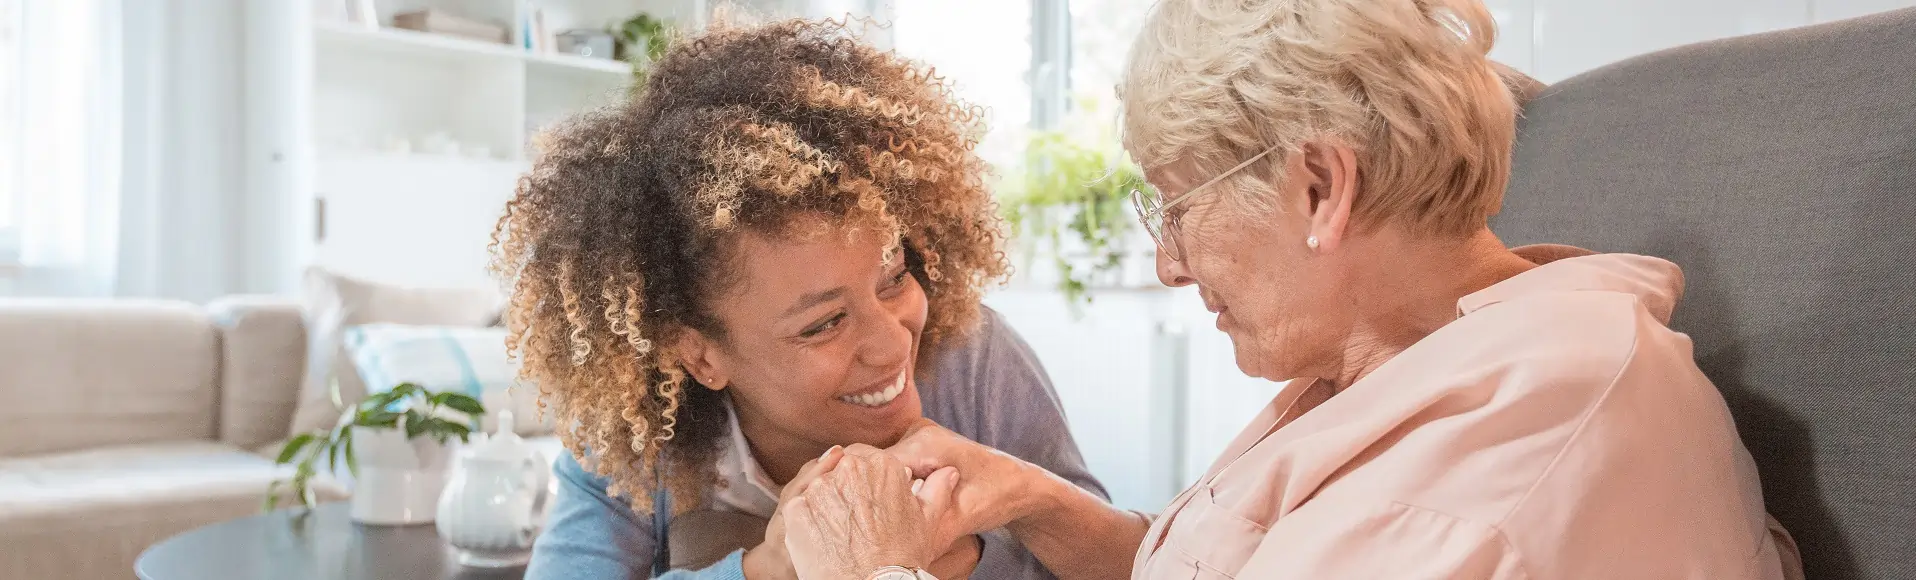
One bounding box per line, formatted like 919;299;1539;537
342;323;551;436
290;267;503;437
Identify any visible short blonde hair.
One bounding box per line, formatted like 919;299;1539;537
1120;0;1517;236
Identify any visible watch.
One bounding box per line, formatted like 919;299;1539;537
865;565;939;580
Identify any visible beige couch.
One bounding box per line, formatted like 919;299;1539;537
0;295;560;580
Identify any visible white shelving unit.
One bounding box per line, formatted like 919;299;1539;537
235;0;711;289
311;19;634;162
315;21;630;76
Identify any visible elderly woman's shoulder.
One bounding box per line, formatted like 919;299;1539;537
1442;284;1696;398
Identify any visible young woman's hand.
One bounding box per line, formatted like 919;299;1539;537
742;446;846;580
926;533;983;579
886;420;1057;540
781;445;958;579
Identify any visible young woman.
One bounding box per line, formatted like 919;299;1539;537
496;18;1106;580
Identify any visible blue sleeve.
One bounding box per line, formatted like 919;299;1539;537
526;451;752;580
660;551;748;580
526;451;653;580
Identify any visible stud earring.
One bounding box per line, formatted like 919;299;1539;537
1306;235;1320;250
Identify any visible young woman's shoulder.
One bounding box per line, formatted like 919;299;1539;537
918;306;1063;445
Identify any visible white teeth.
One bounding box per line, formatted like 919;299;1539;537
841;373;908;407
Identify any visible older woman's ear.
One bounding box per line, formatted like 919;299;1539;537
1299;142;1359;254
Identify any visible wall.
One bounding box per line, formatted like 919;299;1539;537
1486;0;1916;83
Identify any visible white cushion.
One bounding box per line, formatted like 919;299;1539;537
0;441;346;580
344;323;551;436
292;267;502;438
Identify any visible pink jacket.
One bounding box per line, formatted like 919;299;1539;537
1133;246;1803;579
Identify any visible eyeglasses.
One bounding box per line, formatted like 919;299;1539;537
1130;145;1284;262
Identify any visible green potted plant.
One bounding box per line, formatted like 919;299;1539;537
998;119;1149;307
264;382;485;523
610;12;673;87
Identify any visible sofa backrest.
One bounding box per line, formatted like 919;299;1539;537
206;296;310;450
1493;8;1916;580
0;299;220;457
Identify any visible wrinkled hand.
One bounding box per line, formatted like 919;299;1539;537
887;420;1049;542
782;444;959;580
743;447;845;580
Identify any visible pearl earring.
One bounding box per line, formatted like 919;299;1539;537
1306;235;1320;250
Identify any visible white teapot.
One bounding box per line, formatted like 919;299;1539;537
435;412;551;567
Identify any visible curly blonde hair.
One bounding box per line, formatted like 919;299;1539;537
1121;0;1517;236
489;18;1008;513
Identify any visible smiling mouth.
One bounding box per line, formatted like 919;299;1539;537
839;371;907;407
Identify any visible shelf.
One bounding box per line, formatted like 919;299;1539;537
315;21;632;82
526;51;631;76
318;150;531;167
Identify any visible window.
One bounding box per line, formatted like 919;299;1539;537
1;0;120;287
889;0;1158;166
1066;0;1152;121
0;0;19;263
889;0;1035;171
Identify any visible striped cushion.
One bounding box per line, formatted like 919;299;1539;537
341;324;550;436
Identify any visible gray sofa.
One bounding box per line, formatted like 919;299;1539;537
1495;7;1916;580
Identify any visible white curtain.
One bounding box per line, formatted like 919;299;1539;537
6;0;122;296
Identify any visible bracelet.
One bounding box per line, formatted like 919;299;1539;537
866;565;939;580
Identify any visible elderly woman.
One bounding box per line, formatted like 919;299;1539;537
777;1;1805;579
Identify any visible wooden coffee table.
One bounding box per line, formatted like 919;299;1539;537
135;502;525;580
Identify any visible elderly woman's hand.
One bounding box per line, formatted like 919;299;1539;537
742;446;848;580
781;445;959;579
886;420;1054;538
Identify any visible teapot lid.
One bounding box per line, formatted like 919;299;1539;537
464;411;538;463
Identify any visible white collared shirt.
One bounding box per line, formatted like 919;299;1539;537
710;402;783;519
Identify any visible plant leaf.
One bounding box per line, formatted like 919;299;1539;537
263;480;283;512
343;427;359;477
431;419;473;438
276;433;316;464
404;410;427;439
292;461;316;510
327;434;340;475
438;392;485;416
358;410;402;428
359;390;402;413
418;418;471;446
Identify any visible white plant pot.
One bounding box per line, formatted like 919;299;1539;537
348;427;459;526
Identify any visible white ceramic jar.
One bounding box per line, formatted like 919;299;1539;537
435;412;550;567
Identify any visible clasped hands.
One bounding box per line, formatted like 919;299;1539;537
744;419;1040;580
